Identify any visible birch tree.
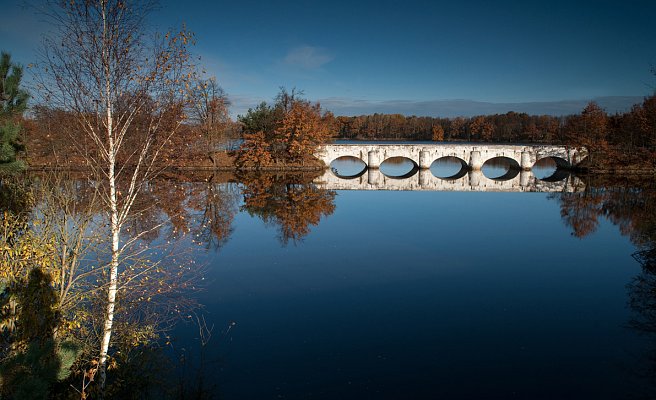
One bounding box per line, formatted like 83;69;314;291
36;0;196;390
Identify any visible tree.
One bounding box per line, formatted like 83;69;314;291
274;100;331;162
431;124;444;141
189;76;231;153
565;102;608;158
449;117;466;140
236;88;333;167
234;130;273;169
630;95;656;151
238;102;280;137
0;52;29;170
36;0;197;390
469;116;494;142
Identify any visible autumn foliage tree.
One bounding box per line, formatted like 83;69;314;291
274;101;331;162
469;116;495;141
431;124;444;141
235;130;273;168
564;102;608;150
236;88;333;168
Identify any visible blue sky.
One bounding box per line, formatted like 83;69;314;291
1;0;655;116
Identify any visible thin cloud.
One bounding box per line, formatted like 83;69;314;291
282;46;334;70
227;94;268;117
317;96;644;117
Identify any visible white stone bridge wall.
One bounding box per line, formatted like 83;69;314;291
313;169;586;193
315;144;587;170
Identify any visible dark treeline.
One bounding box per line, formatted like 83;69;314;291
333;112;564;142
332;95;656;170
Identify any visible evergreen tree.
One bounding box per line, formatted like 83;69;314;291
0;51;29;170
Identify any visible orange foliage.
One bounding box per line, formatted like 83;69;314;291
431;124;444;141
235;131;273;169
239;173;336;245
274;101;331;162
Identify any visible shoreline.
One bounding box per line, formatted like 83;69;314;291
24;164;656;178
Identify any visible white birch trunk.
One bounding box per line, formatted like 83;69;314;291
98;147;119;390
98;2;119;389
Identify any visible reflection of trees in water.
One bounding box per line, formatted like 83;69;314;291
0;174;34;216
553;180;656;396
554;189;604;238
552;182;656;242
239;172;336;245
627;246;656;398
381;156;411;166
113;172;331;249
119;178;240;250
187;180;240;250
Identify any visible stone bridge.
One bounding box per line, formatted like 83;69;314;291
315;143;587;171
314;168;585;192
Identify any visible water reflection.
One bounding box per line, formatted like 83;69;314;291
379;157;418;178
481;157;517;179
317;168;585;192
430;157;468;179
329;156;367;178
238;172;337;245
532;157;558;180
3;172;656;398
330;156;571;188
549;179;656;397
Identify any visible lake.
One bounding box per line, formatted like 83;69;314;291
158;159;656;399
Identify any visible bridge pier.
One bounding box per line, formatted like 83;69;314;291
368;168;380;185
521;151;532;170
368;150;381;169
469;150;483;170
419;150;431;169
419;168;430;186
469;170;481;186
520;170;531;187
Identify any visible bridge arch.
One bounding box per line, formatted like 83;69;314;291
538;169;571;182
329;156;367;178
535;155;571;169
482;156;521;180
380;156;419;178
318;146;369;167
430;156;469;180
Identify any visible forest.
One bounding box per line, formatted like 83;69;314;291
330;97;656;170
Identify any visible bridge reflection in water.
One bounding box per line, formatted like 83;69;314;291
314;168;585;192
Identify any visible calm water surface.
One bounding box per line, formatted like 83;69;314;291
163;165;656;399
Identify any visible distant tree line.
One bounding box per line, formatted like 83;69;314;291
331;94;656;169
332;112;564;142
332;99;656;150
